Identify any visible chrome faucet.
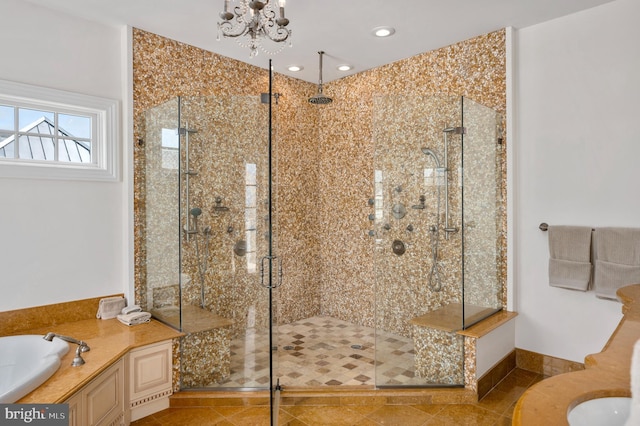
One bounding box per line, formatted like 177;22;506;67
43;332;91;366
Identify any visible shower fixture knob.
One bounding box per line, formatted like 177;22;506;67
406;224;414;232
368;198;375;206
368;214;375;221
392;239;406;256
392;203;407;219
368;230;376;237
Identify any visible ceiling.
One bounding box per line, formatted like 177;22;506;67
23;0;616;83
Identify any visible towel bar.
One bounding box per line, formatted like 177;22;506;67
539;223;595;232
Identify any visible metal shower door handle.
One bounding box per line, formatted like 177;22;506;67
260;256;283;289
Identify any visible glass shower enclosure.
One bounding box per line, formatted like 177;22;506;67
139;90;504;395
372;95;503;386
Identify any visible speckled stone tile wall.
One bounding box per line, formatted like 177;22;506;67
133;27;507;381
133;28;323;336
315;30;506;332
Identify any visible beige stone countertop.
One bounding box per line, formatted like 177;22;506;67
513;284;640;425
15;318;182;404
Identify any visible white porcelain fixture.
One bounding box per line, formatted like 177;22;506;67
567;397;631;426
0;335;70;403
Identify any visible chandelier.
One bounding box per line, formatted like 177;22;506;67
218;0;292;57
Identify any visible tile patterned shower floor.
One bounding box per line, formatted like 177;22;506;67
216;316;423;388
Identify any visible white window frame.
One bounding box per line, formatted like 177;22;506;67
0;79;120;181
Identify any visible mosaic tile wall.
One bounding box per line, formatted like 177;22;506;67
133;27;506;347
133;29;323;336
314;30;507;333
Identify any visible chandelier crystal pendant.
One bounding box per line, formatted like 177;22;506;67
218;0;292;57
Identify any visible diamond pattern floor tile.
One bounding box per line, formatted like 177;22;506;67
206;316;438;388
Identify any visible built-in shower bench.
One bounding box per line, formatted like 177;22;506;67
410;305;517;398
153;304;234;387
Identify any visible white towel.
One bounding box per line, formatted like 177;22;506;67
626;339;640;426
548;226;593;291
116;311;151;326
593;228;640;300
96;296;126;319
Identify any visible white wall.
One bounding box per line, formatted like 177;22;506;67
514;0;640;362
0;0;129;311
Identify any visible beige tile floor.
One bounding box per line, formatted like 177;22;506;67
132;368;542;425
214;316;448;389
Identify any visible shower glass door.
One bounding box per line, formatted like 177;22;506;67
142;88;280;393
178;92;278;391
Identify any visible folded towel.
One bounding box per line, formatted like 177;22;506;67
594;260;640;300
549;258;592;291
593;228;640;300
595;227;640;264
117;311;151;326
547;226;593;291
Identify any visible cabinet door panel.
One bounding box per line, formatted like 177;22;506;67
65;392;82;426
85;359;124;426
130;341;172;399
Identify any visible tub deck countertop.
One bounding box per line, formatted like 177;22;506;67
513;284;640;425
14;318;182;404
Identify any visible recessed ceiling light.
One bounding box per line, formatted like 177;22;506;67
337;65;352;72
287;65;303;72
372;26;395;37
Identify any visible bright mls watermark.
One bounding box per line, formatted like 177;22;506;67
1;404;67;425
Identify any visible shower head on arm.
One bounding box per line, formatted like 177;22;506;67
309;51;333;105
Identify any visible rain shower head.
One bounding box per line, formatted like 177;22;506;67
309;51;333;105
190;207;202;217
421;147;441;168
309;92;333;105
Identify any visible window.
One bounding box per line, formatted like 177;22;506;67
161;128;179;170
0;79;119;180
245;163;258;273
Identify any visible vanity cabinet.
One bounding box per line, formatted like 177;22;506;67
128;340;173;421
66;358;125;426
64;340;173;425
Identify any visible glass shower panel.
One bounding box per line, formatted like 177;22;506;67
373;95;465;387
461;98;503;328
174;94;274;390
143;97;182;330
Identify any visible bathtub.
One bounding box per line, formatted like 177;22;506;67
0;335;69;403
